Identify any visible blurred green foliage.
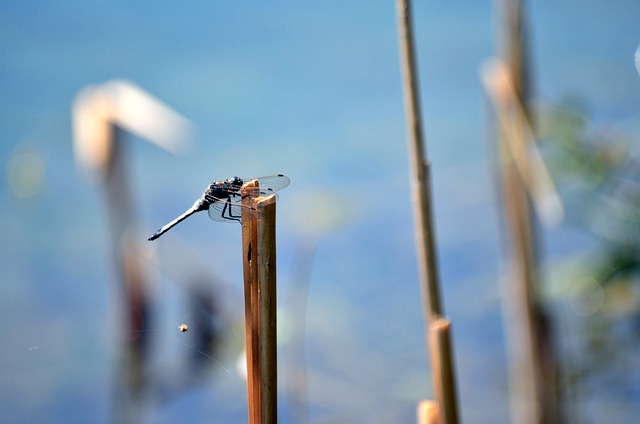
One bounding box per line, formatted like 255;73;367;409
536;95;640;418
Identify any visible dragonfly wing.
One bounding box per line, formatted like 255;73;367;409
238;188;281;200
249;174;291;193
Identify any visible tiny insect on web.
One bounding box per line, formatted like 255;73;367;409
114;309;239;379
148;174;290;241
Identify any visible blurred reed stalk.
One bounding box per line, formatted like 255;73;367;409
396;1;459;423
491;0;560;422
241;180;278;424
98;124;152;424
73;80;192;423
105;126;151;364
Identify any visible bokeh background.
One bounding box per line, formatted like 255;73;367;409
3;1;640;423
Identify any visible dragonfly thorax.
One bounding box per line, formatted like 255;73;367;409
204;176;244;203
209;176;243;191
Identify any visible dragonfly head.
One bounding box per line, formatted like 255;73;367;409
227;176;243;188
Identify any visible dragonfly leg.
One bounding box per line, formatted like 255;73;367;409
221;201;242;222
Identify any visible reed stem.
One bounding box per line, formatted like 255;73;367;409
241;180;278;424
491;0;560;421
396;1;459;422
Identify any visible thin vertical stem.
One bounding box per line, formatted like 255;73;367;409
396;1;459;423
396;0;442;317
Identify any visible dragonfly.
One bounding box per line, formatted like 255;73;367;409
148;174;290;241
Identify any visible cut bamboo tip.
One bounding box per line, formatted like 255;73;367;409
256;193;277;208
417;400;439;424
431;316;451;330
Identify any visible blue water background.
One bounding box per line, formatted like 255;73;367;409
2;1;640;422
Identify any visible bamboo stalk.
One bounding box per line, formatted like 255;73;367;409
241;180;278;424
242;179;260;424
396;1;459;423
257;195;278;422
396;0;442;317
428;318;456;424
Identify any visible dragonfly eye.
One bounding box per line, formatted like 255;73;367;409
230;176;243;187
